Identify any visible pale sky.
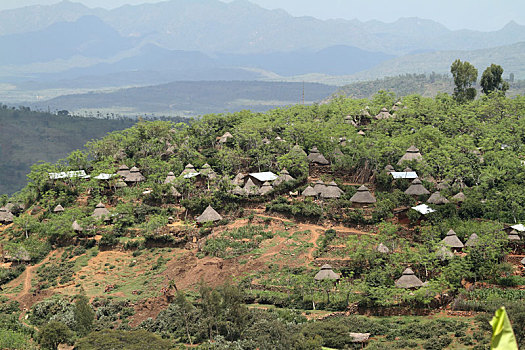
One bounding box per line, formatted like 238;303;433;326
0;0;523;31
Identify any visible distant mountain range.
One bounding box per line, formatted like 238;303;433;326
0;0;524;109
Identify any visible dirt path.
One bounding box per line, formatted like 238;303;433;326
15;256;50;305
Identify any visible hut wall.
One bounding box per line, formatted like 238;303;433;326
309;164;332;178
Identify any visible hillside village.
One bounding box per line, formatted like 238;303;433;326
1;91;525;348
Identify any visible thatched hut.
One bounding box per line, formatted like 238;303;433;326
181;164;197;176
307;147;330;165
243;178;259;196
0;207;14;223
441;229;464;251
125;167;146;184
231;173;245;186
258;182;273;195
72;220;83;233
92;202;110;221
427;191;449;205
200;164;217;180
116;165;130;178
196;205;222;223
218;132;233;144
376;243;390;254
397;146;423;165
261;137;271;145
320;181;343;199
357;130;365;136
302;186;317;197
384;164;395;173
314;264;340;281
232;186;246;196
115;179;128;188
452;192;466;203
164;172;176;184
170;186;182;198
436;245;454;261
313;180;326;195
375;107;391;120
508;230;521;241
53;204;65;213
465;233;479;247
405;178;430;196
350;185;376;205
291;144;307;157
273;169;295;186
436;182;450;191
521;257;525;265
395;268;424;288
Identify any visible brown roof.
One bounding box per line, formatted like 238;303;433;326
436;182;450;191
350;185;376;203
320;182;343;199
508;230;521;241
243;178;259;196
291;144;307;156
436;245;454;261
464;233;479;247
115;179;127;188
441;229;464;248
314;264;340;280
170;186;182;198
397;145;423;164
395;268;424;288
375;107;391;120
93;203;110;219
196;205;222;223
117;165;130;177
307;147;330;165
181;164;197;176
384;164;395;172
302;186;317;197
231;173;245;186
232;186;246;196
200;164;217;179
258;182;273;195
313;180;326;195
273;168;295;186
452;192;466;202
405;178;430;196
164;172;176;184
427;191;449;205
125;167;146;182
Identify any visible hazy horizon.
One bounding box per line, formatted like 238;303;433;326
0;0;523;32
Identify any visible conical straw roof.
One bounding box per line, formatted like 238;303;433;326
200;163;217;179
405;178;430;196
53;204;65;213
292;144;307;156
125;167;145;182
164;172;176;184
314;264;340;280
231;173;245;186
521;257;525;265
395;268;423;288
181;163;197;176
427;191;449;205
117;164;130;177
452;192;466;202
232;186;246;196
93;203;110;219
376;243;390;254
350;185;376;203
398;145;423;164
274;168;295;186
170;186;182;198
307;146;330;165
196;205;222;223
72;220;83;232
243;178;259;196
508;230;521;241
258;182;273;195
436;245;454;261
464;233;479;247
320;182;343;199
115;179;127;188
441;229;464;248
375;107;391;120
384;164;395;172
313;180;326;195
302;186;317;197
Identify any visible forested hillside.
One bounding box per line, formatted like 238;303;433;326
2;92;525;349
0;107;137;194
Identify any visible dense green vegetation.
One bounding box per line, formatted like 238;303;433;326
3;87;525;348
0;106;136;194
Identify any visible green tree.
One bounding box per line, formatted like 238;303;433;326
450;59;478;103
480;64;509;95
74;294;95;337
38;321;73;350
